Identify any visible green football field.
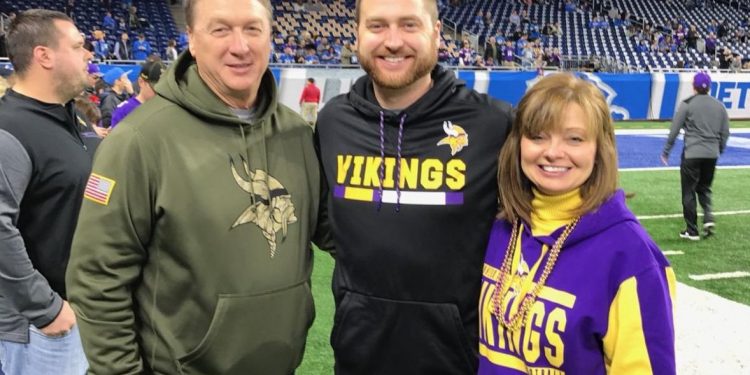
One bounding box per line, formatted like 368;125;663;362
298;121;750;373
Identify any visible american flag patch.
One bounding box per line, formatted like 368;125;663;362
84;173;116;205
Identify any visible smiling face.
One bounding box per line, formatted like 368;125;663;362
187;0;271;108
355;0;440;90
520;103;597;196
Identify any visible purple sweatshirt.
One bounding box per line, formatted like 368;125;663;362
110;96;141;129
478;190;676;374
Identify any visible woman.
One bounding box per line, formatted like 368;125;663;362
478;73;676;374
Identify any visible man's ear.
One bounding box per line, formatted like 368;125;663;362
34;45;54;70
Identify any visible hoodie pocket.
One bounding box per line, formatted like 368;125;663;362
332;291;476;374
177;282;314;375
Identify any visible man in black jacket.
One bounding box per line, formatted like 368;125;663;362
314;0;512;373
0;9;93;374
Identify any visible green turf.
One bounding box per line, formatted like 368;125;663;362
620;168;750;306
299;250;335;374
615;120;750;129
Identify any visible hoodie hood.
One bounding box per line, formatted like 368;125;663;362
347;64;466;122
529;190;636;248
154;51;278;127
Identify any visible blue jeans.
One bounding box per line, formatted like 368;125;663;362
0;325;87;375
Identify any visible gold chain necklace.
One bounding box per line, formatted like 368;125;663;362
491;217;580;331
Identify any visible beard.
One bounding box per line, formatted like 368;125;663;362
358;47;438;90
55;69;87;102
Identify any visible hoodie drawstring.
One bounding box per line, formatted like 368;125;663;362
395;114;406;212
377;111;407;212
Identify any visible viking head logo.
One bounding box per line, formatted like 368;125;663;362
437;121;469;156
230;156;297;258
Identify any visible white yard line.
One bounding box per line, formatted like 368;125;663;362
688;271;750;281
662;250;685;255
621;165;750;172
615;128;750;135
637;210;750;220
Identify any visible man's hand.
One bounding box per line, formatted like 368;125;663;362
660;154;669;166
40;300;76;337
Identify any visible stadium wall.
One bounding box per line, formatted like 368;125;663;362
6;60;745;121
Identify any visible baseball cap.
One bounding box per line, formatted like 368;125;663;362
102;67;130;86
693;71;711;90
139;60;167;84
87;63;103;77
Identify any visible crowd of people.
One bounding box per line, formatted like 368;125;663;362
0;0;734;374
628;13;750;70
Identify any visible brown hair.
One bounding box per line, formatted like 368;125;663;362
184;0;273;28
355;0;438;24
497;73;619;224
6;9;73;75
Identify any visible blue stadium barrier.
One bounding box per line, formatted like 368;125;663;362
87;65;750;120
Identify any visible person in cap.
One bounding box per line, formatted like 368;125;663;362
0;9;93;374
661;71;730;240
99;66;132;127
110;59;165;128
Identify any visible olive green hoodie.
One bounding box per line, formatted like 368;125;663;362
67;52;320;374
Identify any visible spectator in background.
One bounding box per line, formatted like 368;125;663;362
304;46;319;64
92;30;111;60
0;10;93;374
128;5;138;30
661;72;730;240
85;63;104;104
278;46;296;63
132;33;151;60
99;67;132;127
113;31;130;60
340;40;355;65
298;77;320;126
110;60;166;128
102;11;115;30
164;39;178;61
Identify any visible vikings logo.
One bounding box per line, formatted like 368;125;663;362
230;156;297;258
437;121;469;156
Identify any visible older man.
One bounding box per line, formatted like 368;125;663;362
66;0;321;373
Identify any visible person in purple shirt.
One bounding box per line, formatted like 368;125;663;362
110;59;165;129
479;73;675;374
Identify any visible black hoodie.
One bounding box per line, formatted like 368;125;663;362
315;66;512;374
0;89;92;343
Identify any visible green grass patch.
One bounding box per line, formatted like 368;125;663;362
620;168;750;305
615;120;750;129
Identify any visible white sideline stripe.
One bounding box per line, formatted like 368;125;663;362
615;128;750;135
662;250;684;255
637;210;750;220
688;271;750;281
620;165;750;171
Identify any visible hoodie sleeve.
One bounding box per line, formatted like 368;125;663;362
66;126;155;374
0;130;64;328
663;102;687;157
311;128;335;254
602;264;676;374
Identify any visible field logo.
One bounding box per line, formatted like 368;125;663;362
526;72;631;120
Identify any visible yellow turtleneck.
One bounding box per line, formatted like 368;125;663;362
530;188;583;236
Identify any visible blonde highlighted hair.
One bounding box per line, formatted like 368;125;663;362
497;73;618;224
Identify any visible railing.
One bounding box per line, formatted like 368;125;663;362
560;55;632;73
